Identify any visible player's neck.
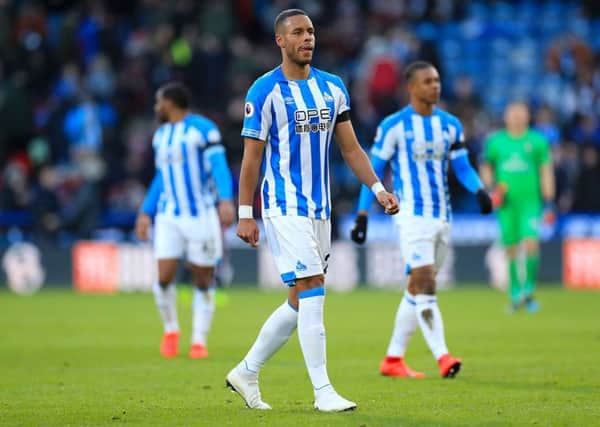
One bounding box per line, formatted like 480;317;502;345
507;127;528;138
168;110;188;123
281;61;311;81
410;101;435;116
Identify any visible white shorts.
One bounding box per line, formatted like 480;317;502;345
153;210;222;267
263;216;331;286
394;214;450;273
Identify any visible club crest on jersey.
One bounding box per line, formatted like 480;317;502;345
294;108;332;134
323;92;334;102
244;102;254;118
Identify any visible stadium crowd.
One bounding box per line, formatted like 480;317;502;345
1;0;600;242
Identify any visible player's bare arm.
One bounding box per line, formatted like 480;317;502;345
236;137;265;247
540;163;555;202
479;161;495;189
335;121;399;215
135;212;151;241
218;199;235;228
480;161;506;208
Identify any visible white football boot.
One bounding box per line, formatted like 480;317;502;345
314;386;357;412
226;364;271;410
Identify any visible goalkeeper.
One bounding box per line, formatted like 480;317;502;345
480;102;555;313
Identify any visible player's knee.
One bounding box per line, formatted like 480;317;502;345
524;239;539;255
505;245;519;258
193;274;212;290
408;266;436;295
158;272;175;287
157;279;172;288
293;275;325;297
301;275;325;289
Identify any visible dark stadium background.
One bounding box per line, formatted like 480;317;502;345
1;0;599;289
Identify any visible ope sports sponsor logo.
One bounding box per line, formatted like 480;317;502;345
294;108;332;134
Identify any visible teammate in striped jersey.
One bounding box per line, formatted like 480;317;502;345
226;9;398;413
351;61;493;379
135;82;234;360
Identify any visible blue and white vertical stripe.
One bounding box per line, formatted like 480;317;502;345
241;66;350;219
370;106;464;221
153;114;221;217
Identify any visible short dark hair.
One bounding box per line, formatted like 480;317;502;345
404;61;435;82
274;8;308;34
159;82;191;109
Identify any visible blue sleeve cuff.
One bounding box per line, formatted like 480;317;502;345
141;173;163;216
207;147;233;200
451;149;483;194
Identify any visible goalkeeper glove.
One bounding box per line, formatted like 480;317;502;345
350;215;368;244
490;183;507;209
476;188;493;214
543;202;556;225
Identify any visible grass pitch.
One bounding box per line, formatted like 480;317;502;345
1;285;599;426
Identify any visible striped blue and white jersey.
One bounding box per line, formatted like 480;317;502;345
241;66;351;219
371;105;464;221
152;114;223;217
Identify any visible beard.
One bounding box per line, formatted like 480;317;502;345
156;112;168;123
286;47;312;66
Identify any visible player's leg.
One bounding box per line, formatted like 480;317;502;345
521;205;543;312
185;211;222;358
187;264;214;359
297;218;355;412
407;219;461;378
498;207;523;310
226;216;299;410
153;214;184;358
380;217;424;378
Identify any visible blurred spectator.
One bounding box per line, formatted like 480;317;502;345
31;165;62;240
0;160;31;211
572;145;600;212
0;0;600;242
534;105;561;146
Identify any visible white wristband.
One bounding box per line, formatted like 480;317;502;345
238;205;253;219
371;181;385;195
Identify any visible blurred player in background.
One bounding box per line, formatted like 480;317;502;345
351;61;493;379
135;82;234;359
226;9;398;412
480;102;555;313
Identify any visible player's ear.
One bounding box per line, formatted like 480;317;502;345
275;33;284;48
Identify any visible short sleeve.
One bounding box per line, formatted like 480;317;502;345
241;81;272;142
205;121;222;145
449;116;465;144
370;120;396;161
334;76;351;115
325;75;351;118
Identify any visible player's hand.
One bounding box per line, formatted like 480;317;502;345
350;214;368;244
237;218;260;247
135;212;151;241
375;191;399;215
476;188;493;214
543;202;556;225
218;200;235;228
490;183;507;209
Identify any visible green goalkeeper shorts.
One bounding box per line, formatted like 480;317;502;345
497;203;542;246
